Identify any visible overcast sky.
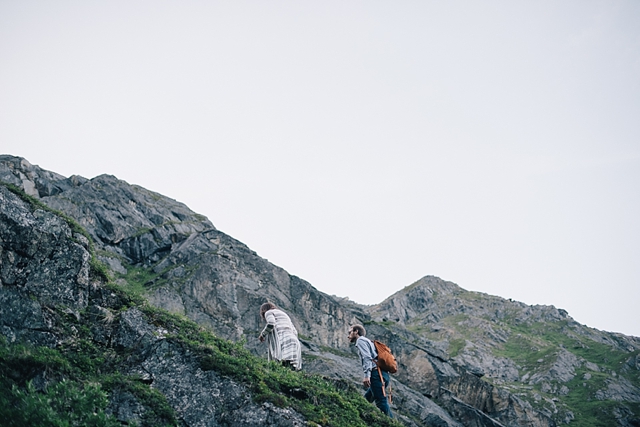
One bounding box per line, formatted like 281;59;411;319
2;1;639;337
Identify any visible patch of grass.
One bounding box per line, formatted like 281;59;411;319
445;313;469;325
193;213;207;222
104;281;147;308
118;264;157;296
568;340;636;371
117;263;195;296
448;338;466;358
0;341;72;386
319;345;356;359
90;257;111;281
0;379;121;427
563;372;624;427
500;321;635;375
494;333;556;369
132;227;154;238
457;290;486;302
104;374;178;425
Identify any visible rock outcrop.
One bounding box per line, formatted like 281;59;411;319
0;185;91;346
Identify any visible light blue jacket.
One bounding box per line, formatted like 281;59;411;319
356;336;378;379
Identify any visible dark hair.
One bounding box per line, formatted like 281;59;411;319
260;302;277;319
351;324;366;337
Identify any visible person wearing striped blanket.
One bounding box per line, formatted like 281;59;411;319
258;302;302;371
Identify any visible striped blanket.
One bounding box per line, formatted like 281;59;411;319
260;308;302;370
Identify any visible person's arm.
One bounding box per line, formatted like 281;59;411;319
356;337;374;386
259;310;276;342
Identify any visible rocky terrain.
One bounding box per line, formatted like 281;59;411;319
1;154;639;426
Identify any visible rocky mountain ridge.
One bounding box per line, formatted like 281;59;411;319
1;155;639;426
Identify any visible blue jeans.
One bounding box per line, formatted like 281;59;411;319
364;368;393;418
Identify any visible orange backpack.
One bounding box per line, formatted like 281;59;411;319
373;340;398;374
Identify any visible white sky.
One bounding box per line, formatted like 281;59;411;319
2;1;639;337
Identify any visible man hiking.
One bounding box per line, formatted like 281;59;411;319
348;324;393;418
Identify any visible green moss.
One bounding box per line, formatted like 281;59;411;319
319;344;356;359
132;227;154;238
406;324;430;334
0;380;122;427
90;257;111;281
0;343;72;385
448;338;466;358
494;333;556;369
116;263;195;296
118;264;156;296
104;374;178;426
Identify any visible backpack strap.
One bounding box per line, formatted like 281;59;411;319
370;340;392;403
358;337;377;362
377;365;387;398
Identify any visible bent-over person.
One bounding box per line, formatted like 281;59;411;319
258;302;302;370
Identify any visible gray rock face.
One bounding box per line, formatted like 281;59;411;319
0;155;74;197
527;349;581;384
2;155;639;427
595;377;640;403
0;185;90;346
42;173;213;255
